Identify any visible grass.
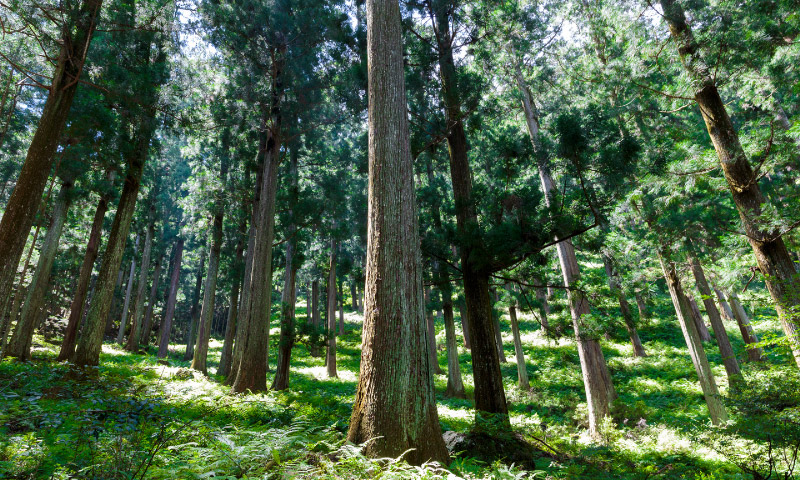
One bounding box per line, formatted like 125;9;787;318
0;296;794;479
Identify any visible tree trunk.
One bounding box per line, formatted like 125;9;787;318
58;191;109;361
0;0;104;322
491;293;507;363
5;181;74;360
689;297;712;343
658;250;727;425
713;287;736;322
140;256;162;346
218;221;246;377
338;278;345;335
104;268;124;336
309;279;322;357
326;239;338;378
157;238;183;359
687;252;741;383
728;292;765;362
126;223;154;352
350;281;358;311
635;292;648;322
348;1;448;462
184;253;205;361
602;253;646;357
432;0;507;421
533;276;550;331
441;273;465;399
508;301;530;390
458;300;469;349
425;288;443;374
661;0;800;368
117;242;138;344
516;65;615;436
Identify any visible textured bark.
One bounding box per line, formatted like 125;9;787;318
126;223;154;352
441;277;465;399
728;292;765;362
140;257;162;346
687;253;741;382
433;0;507;420
458;301;470;349
714;287;736;322
58;192;109;360
635;292;648;322
661;0;800;368
117;244;138;344
659;251;727;424
5;181;73;360
517;66;615;436
0;0;104;322
157;238;183;358
184;254;205;361
348;1;448;463
218;222;246;376
602;253;646;357
689;297;713;343
104;268;125;336
508;301;530;390
425;288;444;374
326;240;338;378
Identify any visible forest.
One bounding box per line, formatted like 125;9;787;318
0;0;799;478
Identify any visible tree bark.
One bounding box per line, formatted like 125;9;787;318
425;288;444;374
126;222;154;352
491;292;507;363
728;291;765;362
508;300;530;390
218;221;246;377
602;253;646;357
0;0;104;322
687;252;741;382
441;273;465;399
157;238;183;359
713;287;735;322
348;1;448;463
184;253;205;361
338;278;345;335
635;292;648;322
5;180;74;360
688;297;712;343
140;256;162;346
309;279;322;357
117;242;138;344
326;239;338;378
661;0;800;368
58;191;110;360
658;250;728;424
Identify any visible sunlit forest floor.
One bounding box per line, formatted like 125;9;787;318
0;298;788;479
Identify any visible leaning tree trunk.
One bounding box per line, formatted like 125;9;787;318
218;221;246;377
661;0;800;368
602;253;646;357
635;292;648;322
157;238;184;359
728;291;765;362
140;256;162;346
432;0;507;421
5;180;74;360
516;65;615;437
658;249;728;425
117;241;138;344
184;253;205;361
0;0;104;322
713;287;736;322
689;297;713;343
126;222;154;352
508;300;530;390
687;252;741;383
326;239;338;378
58;190;110;361
192;156;228;374
348;1;449;463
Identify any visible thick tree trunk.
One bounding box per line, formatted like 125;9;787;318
728;292;765;362
140;256;162;346
184;254;205;361
661;0;800;368
516;66;615;436
658;250;727;425
689;297;713;343
602;253;646;357
0;0;104;322
157;238;183;359
433;0;507;421
348;1;448;462
117;244;138;344
687;253;741;382
58;192;109;360
5;181;74;360
126;223;154;352
326;239;338;378
508;301;530;390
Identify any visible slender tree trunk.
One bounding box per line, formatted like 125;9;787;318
218;222;246;376
5;181;73;360
689;297;713;343
713;287;736;322
687;252;741;382
433;0;507;421
58;191;109;361
326;239;338;378
602;253;646;357
117;240;138;344
105;268;124;336
491;292;507;363
126;223;154;352
458;300;470;349
516;66;615;436
441;272;465;399
184;254;205;361
533;276;550;331
661;0;800;368
508;300;530;390
348;2;448;462
140;257;162;346
658;250;728;425
309;279;322;357
157;238;183;359
338;279;345;335
425;288;443;374
728;291;765;362
350;281;358;311
0;0;104;322
635;292;648;322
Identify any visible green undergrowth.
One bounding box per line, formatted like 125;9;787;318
1;299;796;479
